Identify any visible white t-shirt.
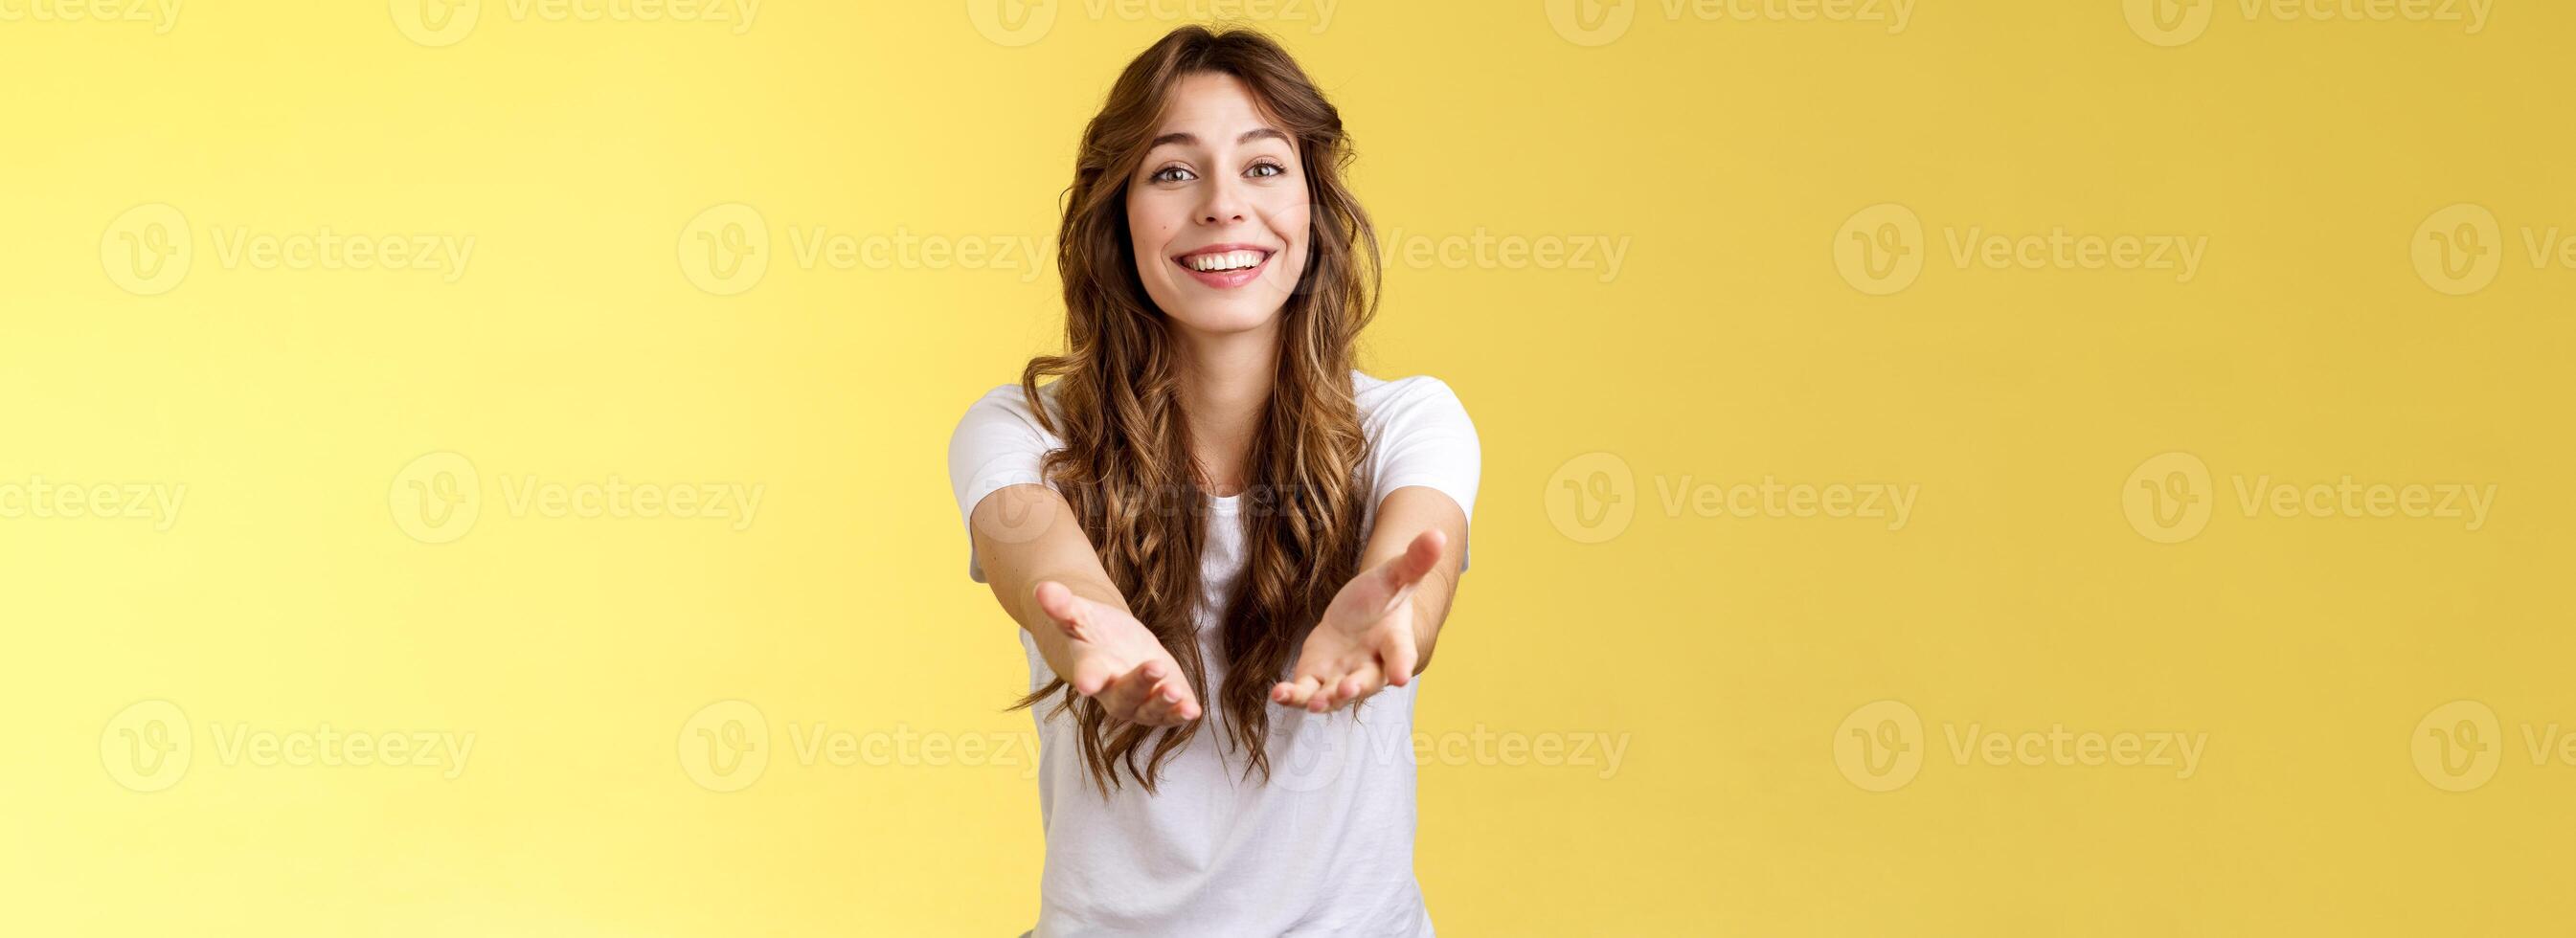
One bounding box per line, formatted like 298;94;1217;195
946;371;1480;938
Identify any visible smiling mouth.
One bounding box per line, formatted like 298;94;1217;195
1172;246;1277;286
1178;249;1270;272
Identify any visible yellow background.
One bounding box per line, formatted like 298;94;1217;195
5;0;2572;934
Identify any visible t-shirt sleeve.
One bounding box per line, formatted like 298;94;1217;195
946;384;1060;583
1367;376;1481;572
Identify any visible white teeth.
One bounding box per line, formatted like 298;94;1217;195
1184;250;1263;272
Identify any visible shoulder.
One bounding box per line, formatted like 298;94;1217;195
1352;370;1480;522
1354;371;1474;434
1354;370;1469;412
962;381;1039;417
953;381;1063;437
947;381;1066;522
946;381;1067;479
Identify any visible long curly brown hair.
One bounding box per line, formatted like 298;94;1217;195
1012;25;1380;794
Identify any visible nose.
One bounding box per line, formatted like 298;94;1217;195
1196;175;1248;226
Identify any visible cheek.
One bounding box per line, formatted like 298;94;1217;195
1265;196;1312;244
1267;200;1313;277
1127;194;1181;272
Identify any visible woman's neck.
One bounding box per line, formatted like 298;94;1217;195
1173;324;1280;497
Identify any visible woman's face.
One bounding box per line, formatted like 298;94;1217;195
1126;72;1311;339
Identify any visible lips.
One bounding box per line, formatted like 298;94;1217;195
1172;243;1277;289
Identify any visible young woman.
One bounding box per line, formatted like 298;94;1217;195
946;26;1479;937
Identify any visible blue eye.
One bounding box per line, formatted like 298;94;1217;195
1150;166;1196;183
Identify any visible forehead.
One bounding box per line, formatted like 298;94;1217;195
1152;72;1284;141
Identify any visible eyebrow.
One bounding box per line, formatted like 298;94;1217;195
1146;127;1292;150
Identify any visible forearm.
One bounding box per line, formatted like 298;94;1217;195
1359;485;1471;676
971;484;1132;679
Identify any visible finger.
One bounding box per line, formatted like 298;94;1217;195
1323;664;1381;713
1032;581;1090;642
1097;661;1153;720
1133;681;1176;726
1336;530;1446;620
1141;675;1199;725
1378;528;1445;603
1163;679;1202;722
1069;653;1119;698
1309;668;1357;713
1396;528;1445;582
1314;675;1353;712
1273;673;1325;709
1108;659;1173;723
1142;680;1197;726
1383;627;1419;687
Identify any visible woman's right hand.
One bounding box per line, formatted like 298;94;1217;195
1032;581;1203;727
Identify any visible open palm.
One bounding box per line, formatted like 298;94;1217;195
1032;581;1202;727
1272;529;1446;714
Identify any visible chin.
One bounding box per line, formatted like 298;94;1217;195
1164;300;1287;336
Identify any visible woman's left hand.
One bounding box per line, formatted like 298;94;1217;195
1271;528;1447;714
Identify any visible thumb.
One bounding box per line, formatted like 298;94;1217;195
1032;581;1089;640
1382;616;1420;687
1330;529;1444;625
1372;528;1446;612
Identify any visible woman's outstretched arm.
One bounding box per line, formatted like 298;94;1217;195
970;483;1201;727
